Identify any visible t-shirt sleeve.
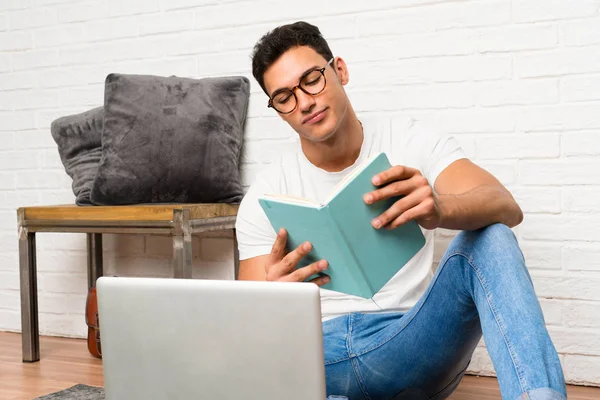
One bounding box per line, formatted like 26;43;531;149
400;117;467;189
235;172;278;261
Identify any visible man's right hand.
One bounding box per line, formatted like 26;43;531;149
265;228;330;286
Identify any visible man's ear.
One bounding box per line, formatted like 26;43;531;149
333;57;350;86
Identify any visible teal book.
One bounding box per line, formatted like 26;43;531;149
258;152;426;299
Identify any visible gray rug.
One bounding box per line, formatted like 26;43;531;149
34;384;105;400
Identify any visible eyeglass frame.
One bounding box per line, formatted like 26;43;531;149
267;57;335;114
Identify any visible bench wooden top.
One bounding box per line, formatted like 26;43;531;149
18;203;239;222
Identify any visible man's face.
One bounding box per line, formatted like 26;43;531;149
263;46;349;142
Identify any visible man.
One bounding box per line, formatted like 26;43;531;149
235;21;566;400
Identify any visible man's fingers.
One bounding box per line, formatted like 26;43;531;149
372;165;417;186
308;274;331;287
287;259;329;283
364;178;416;204
372;189;424;229
388;197;438;230
273;241;313;276
268;228;288;265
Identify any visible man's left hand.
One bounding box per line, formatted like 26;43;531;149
363;165;441;230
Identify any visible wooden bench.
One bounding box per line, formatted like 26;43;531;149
17;203;239;363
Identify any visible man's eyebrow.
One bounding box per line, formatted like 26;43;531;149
270;64;321;97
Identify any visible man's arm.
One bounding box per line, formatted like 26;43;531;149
434;158;523;230
365;158;523;231
238;255;269;281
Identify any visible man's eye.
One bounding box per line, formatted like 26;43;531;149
304;75;322;86
276;95;292;104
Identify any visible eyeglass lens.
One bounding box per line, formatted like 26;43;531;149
271;69;326;113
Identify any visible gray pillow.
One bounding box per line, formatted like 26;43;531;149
90;73;250;205
50;107;103;206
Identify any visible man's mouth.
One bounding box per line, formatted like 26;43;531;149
302;108;328;124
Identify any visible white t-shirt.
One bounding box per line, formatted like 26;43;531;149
235;116;466;321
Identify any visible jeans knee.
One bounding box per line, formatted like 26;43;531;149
446;223;524;268
456;222;516;249
441;223;534;294
474;222;516;245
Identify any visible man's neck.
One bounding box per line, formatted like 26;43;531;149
300;113;363;173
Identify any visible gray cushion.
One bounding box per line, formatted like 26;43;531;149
50;107;103;206
90;73;250;205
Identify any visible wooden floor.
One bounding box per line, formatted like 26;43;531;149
1;332;599;400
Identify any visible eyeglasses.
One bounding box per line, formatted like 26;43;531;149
267;57;335;114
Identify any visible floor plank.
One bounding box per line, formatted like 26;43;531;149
0;332;103;400
1;332;598;399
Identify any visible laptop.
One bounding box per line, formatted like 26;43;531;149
97;276;326;400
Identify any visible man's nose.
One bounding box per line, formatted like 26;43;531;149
295;88;316;112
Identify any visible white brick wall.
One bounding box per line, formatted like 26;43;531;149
0;0;599;387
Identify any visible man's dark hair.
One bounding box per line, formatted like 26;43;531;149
251;21;334;95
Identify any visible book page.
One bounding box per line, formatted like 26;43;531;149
260;193;320;207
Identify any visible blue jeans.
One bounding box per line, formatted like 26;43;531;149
323;224;566;400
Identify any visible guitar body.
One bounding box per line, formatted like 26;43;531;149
85;285;102;358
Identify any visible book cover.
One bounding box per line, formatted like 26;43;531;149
258;152;426;298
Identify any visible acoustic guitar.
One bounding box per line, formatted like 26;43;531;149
85;285;102;358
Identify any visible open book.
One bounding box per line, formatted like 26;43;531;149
258;152;426;299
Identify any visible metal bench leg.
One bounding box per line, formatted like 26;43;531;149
233;229;239;280
18;222;39;362
173;209;192;279
87;233;104;289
